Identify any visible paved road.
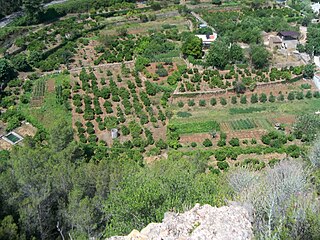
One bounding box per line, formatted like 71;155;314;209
0;0;68;28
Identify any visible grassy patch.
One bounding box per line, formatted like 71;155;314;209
174;120;220;134
230;119;257;130
229;106;267;115
171;98;320;134
19;74;71;130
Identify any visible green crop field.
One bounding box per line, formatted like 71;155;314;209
230;119;257;130
19;74;72;130
173;120;220;134
171;98;320;133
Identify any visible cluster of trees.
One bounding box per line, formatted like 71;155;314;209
206;39;244;69
0;129;229;239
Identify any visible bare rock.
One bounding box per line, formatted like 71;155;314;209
107;204;253;240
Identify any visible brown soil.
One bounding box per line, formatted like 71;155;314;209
47;78;55;93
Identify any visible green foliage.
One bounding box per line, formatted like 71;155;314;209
181;35;203;59
105;156;227;236
294;114;320;142
0;58;16;85
173;120;220;135
250;45;270;69
203;138;213;147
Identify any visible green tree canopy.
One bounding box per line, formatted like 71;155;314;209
250;45;270;69
181;35;203;59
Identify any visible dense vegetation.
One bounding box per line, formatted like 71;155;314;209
1;0;320;239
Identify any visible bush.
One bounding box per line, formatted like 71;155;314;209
305;90;313;99
231;96;237;104
314;91;320;98
199;99;206;107
178;101;184;108
191;142;197;147
269;93;276;102
251;94;258;103
220;97;227;105
217;161;229;170
176;112;192;118
296;91;304;100
210;98;217;106
288;92;295;100
203;138;213;147
217;139;226;147
215;150;227;161
240;95;247;104
229;137;240;147
188;99;195;106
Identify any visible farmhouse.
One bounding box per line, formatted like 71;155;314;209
195;34;216;45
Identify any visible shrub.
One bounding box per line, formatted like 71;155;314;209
269;93;276;102
217;139;226;147
296;91;304;100
220;97;227;105
229;137;240;147
240;95;247;104
287;92;295;100
314;91;320;98
156;67;168;77
210;98;217;106
203;138;213;147
199;99;206;107
259;93;267;103
210;167;221;175
155;139;167;149
217;161;229;170
188;99;195;106
277;94;285;101
220;132;227;140
191;142;197;147
231;96;237;104
251;94;258;103
178;101;184;108
177;112;192;118
121;125;130;136
305;90;313;99
215;150;227;161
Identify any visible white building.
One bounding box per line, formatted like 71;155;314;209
195;34;216;45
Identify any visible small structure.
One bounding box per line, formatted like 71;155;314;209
111;128;118;139
269;36;282;49
278;31;300;41
2;132;24;145
199;23;207;28
195;34;216;46
312;2;320;14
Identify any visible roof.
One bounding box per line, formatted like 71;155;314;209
278;31;299;38
195;35;216;43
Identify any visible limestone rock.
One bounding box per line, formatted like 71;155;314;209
107;204;253;240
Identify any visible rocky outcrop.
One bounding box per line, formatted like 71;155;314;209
108;204;253;240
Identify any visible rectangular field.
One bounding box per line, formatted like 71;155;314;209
171;98;320;136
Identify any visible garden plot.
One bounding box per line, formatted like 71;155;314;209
30;79;46;107
70;65;168;147
171;98;320;146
